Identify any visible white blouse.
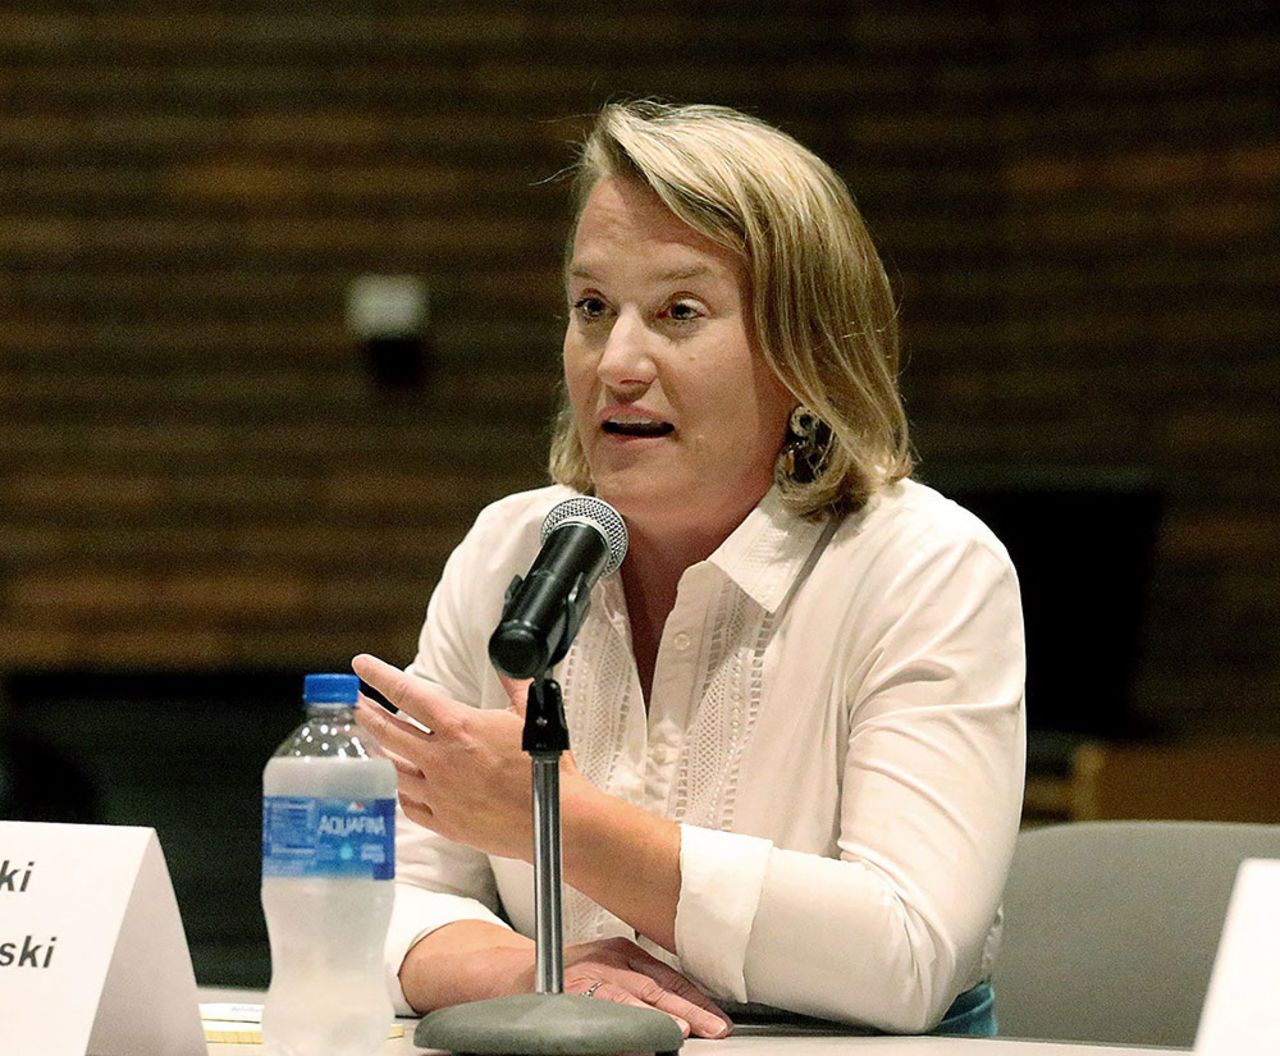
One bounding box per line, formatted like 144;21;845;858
384;479;1026;1033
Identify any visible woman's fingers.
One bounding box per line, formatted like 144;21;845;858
355;695;433;758
564;959;731;1039
384;750;422;783
352;654;421;711
623;973;730;1038
353;699;403;759
352;654;459;733
355;725;439;830
584;979;690;1037
392;768;435;829
621;946;732;1025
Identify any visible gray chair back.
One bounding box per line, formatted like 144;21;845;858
993;820;1280;1047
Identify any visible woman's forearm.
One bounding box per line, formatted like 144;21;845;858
560;777;683;952
399;919;535;1013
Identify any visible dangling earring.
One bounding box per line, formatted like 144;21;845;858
790;405;820;440
779;405;828;485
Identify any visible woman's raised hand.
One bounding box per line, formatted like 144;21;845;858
352;653;581;861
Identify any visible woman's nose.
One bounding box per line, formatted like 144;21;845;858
596;309;656;389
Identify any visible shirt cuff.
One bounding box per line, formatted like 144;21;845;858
674;824;773;1002
383;882;510;1015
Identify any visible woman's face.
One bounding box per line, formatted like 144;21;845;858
563;176;794;539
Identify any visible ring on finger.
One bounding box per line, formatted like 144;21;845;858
582;981;604;998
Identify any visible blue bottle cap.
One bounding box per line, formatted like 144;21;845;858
303;673;359;704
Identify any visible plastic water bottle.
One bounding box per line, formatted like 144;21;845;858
261;673;397;1056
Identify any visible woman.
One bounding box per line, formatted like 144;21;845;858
354;100;1025;1037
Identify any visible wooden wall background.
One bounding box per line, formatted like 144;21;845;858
2;2;1277;736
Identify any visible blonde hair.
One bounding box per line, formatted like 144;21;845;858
549;100;913;517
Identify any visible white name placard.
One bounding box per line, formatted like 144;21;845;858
1195;857;1280;1054
0;821;206;1056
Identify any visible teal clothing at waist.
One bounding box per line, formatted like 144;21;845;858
933;980;997;1036
721;980;997;1036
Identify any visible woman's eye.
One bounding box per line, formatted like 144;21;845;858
572;296;608;321
667;300;702;322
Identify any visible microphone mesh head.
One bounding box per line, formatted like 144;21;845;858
541;496;629;576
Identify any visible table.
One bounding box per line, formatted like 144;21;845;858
199;989;1186;1055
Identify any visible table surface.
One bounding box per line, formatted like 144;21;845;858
199;988;1186;1056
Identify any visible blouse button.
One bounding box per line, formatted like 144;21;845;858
673;632;692;651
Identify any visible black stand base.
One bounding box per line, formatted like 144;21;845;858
414;993;684;1055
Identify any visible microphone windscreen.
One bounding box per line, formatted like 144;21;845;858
540;497;628;576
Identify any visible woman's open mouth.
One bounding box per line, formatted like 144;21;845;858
601;419;675;438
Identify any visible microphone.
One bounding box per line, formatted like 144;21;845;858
488;497;628;679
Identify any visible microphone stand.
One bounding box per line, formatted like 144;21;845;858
526;677;568;995
413;673;682;1055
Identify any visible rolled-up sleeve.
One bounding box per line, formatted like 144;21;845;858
674;824;773;1000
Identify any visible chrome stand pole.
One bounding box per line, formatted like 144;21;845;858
531;753;564;994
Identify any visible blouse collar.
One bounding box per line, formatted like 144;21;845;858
594;486;838;624
705;486;834;614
